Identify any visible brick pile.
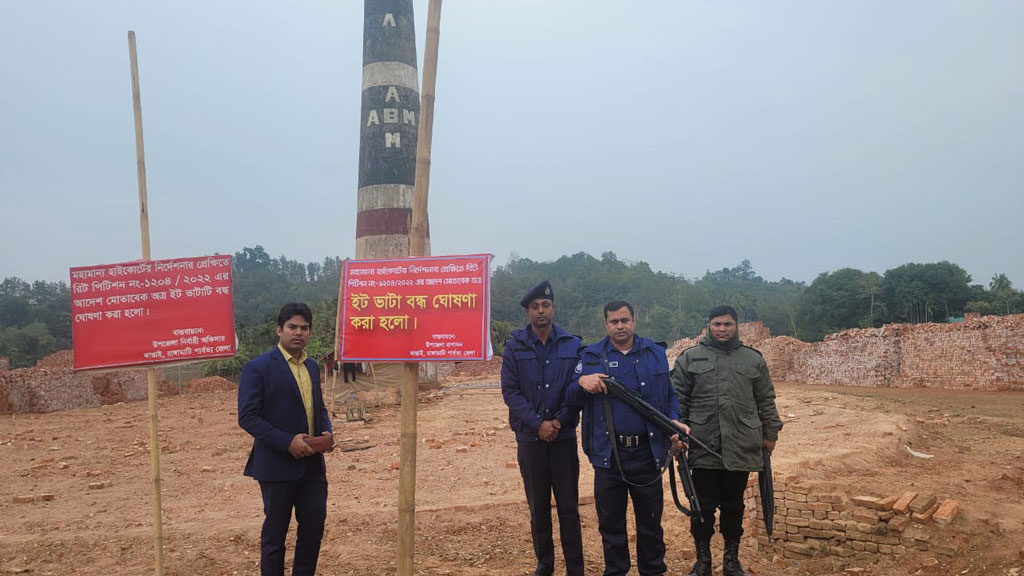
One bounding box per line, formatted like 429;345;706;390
35;349;73;369
791;314;1024;390
0;350;156;415
893;313;1024;389
183;376;236;393
757;336;810;381
738;321;773;347
790;329;901;388
666;337;699;362
667;322;774;364
441;357;503;382
744;474;960;561
667;314;1024;390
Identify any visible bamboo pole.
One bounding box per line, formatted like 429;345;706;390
399;1;442;574
408;0;440;258
330;290;343;416
128;30;165;576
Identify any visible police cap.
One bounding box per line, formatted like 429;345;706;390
520;280;554;308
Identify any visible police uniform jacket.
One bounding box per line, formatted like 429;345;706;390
500;323;582;442
568;336;678;470
671;335;783;471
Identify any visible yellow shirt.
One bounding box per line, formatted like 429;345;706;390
278;343;315;436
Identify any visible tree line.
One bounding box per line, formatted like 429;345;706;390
1;247;1020;369
491;253;1022;346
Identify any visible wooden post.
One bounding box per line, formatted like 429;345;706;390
128;30;165;576
409;0;441;258
330;290;343;416
399;1;442;574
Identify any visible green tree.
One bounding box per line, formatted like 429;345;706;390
795;268;883;341
0;322;58;368
490;320;514;355
988;273;1024;315
881;262;972;323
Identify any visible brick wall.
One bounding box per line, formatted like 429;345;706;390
0;351;162;415
790;330;901;387
35;349;73;369
744;474;961;561
666;321;771;363
893;314;1024;389
668;314;1024;390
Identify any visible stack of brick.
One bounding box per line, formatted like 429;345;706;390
666;337;699;363
666;313;1024;390
745;474;960;561
183;376;236;393
738;321;773;347
791;314;1024;390
893;314;1024;389
790;329;901;388
0;350;152;415
757;336;809;381
35;349;73;369
666;322;767;364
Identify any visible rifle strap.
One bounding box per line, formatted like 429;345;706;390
667;457;690;515
601;394;665;488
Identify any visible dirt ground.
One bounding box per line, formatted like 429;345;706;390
1;375;1023;576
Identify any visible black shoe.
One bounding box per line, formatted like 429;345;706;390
723;537;751;576
685;537;712;576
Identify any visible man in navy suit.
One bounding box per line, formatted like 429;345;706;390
238;302;333;576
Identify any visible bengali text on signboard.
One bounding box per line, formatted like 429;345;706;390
339;254;491;361
70;255;236;370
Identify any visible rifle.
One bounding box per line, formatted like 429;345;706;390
600;376;722;520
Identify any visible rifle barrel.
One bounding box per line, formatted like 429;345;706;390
600;377;723;460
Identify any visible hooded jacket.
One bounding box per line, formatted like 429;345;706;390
671;333;783;471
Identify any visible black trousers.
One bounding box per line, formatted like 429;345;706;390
342;362;358;383
517;438;585;576
258;458;328;576
594;445;666;576
688;468;750;541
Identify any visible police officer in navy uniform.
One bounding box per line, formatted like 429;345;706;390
501;281;585;576
569;300;689;576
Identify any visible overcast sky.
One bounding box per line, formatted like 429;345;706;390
1;1;1021;289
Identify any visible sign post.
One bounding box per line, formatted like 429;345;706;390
339;256;490;576
401;1;441;573
339;255;490;362
127;30;164;576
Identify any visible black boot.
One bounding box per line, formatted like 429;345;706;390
684;537;712;576
723;537;750;576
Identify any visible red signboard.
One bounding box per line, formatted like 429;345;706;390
339;254;491;361
70;256;236;370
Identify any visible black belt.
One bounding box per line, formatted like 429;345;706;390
616;434;647;448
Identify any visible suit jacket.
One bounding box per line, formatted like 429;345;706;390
238;346;331;482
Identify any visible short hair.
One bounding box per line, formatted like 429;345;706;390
707;305;738;323
277;302;313;327
603;300;635;319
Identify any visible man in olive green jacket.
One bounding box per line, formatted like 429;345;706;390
671;305;783;576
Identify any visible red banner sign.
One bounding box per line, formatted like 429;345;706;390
70;256;236;370
339;254;491;361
